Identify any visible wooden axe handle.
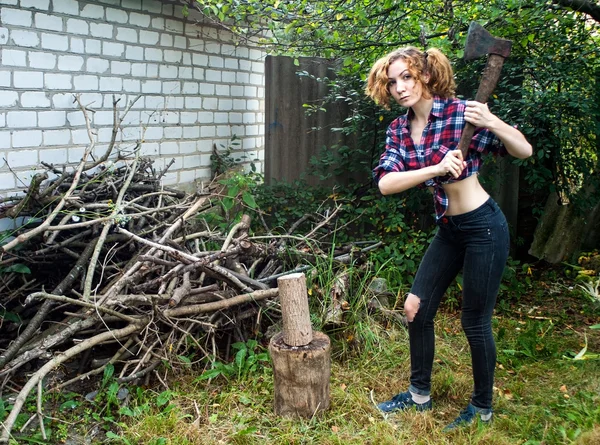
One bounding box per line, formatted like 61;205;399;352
457;54;507;157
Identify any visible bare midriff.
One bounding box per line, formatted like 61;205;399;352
428;174;490;216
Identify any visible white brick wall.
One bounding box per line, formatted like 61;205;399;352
0;0;265;195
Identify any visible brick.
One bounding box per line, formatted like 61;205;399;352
208;56;224;68
11;30;40;48
205;70;221;82
216;126;231;137
106;8;128;23
122;0;142;10
0;0;17;5
1;8;32;27
39;147;68;163
67;144;86;161
0;27;7;45
66;110;85;126
205;42;220;54
239;59;251;71
90;23;113;39
224;58;238;70
145;48;162;61
52;0;79;15
85;39;102;54
218;99;233;111
34;13;63;31
45;73;72;90
184;97;202;109
139;141;159;156
142;0;162;14
200;126;215;137
73;75;98;90
237;72;249;83
161;112;179;124
103;42;124;57
165;19;183;33
0;172;15;190
246;125;259;136
222;71;236;83
1;49;26;66
164;50;182;63
0;71;10;87
111;61;131;75
180;112;197;124
189;38;204;52
159;65;177;78
250;73;262;85
81;4;105;20
229;112;242;124
162;172;177;186
247;99;260;111
193;68;204;80
99;77;122;92
170;96;184;108
202;98;217;109
197;111;213;123
193;53;208;66
0;130;9;149
233;99;246;110
180;141;196;153
87;58;109;73
67;18;89;35
230;85;243;97
41;33;69;51
129;12;150;27
0;112;5;127
0;91;18;107
116;28;137;43
143;126;163;140
71;38;85;53
125;45;144;60
164;126;182;138
216;85;230;96
44;130;71;146
160;33;173;47
214;112;228;124
7;111;36;128
178;67;193;80
52;93;78;109
12;132;41;149
131;63;146;77
160;141;179;154
161;3;173;16
183;126;199;139
242;113;256;124
6;150;42;168
151;17;164;30
123;79;141;93
58;55;84;71
182;53;192;66
145;96;164;109
163;81;180;94
174;36;186;49
139;30;159;45
182;82;198;95
14;71;44;89
38;111;67;128
141;80;161;94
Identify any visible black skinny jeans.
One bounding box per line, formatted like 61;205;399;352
407;197;509;410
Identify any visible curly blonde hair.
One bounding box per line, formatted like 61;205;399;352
365;46;456;109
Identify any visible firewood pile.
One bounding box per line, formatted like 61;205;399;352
0;95;380;442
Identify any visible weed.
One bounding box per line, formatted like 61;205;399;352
196;339;270;383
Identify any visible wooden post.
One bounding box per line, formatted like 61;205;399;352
269;273;331;418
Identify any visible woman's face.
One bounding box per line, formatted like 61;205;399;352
387;58;427;108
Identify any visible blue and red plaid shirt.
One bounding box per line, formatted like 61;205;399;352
373;96;507;220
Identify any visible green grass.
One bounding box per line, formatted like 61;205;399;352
105;308;600;445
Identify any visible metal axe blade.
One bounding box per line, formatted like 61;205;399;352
464;22;512;61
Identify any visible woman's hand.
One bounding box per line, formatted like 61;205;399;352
464;100;498;128
437;149;466;178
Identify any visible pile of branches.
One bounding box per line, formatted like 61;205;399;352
0;95;379;442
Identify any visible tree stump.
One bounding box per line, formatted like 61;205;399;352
269;273;331;418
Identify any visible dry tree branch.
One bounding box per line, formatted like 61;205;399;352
0;322;143;444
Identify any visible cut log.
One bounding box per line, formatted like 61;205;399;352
269;331;330;418
277;272;312;346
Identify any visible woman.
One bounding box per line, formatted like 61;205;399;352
366;46;531;430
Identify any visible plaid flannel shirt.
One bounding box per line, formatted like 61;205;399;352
373;96;507;220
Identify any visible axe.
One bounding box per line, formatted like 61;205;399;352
457;22;512;157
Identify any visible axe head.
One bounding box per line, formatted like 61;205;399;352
463;22;512;61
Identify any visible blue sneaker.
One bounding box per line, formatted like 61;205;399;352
377;391;432;414
443;403;493;431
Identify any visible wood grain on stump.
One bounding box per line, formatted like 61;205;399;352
269;330;331;418
277;272;312;346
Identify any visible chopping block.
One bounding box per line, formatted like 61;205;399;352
269;272;331;418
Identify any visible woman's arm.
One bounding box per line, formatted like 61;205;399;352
464;101;532;159
378;149;465;195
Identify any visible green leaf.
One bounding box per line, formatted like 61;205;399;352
590;324;600;329
222;197;234;211
156;390;173;407
59;399;80;411
242;192;257;209
5;264;31;274
197;368;222;380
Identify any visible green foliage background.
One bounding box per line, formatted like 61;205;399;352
192;0;600;214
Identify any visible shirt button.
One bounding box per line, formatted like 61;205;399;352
442;217;449;224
